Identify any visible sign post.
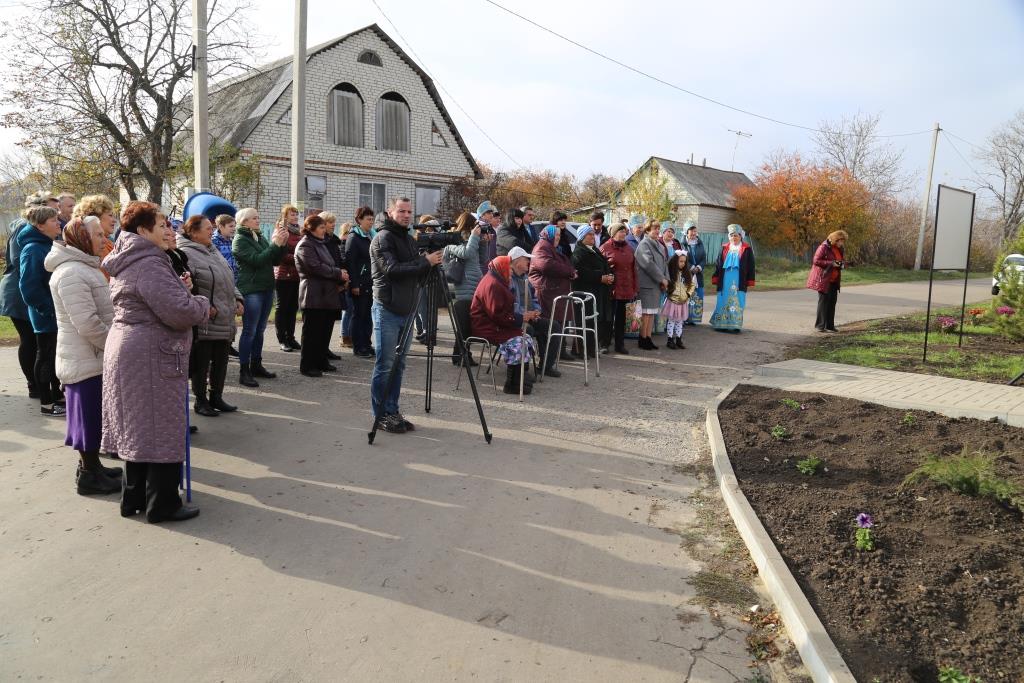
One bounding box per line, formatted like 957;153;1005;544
923;184;976;362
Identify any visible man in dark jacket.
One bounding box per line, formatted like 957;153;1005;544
369;197;443;434
496;208;536;256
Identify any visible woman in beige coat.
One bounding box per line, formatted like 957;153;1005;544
46;217;121;495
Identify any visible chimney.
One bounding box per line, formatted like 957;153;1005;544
702;158;706;167
689;153;694;164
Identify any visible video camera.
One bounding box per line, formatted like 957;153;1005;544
413;220;461;253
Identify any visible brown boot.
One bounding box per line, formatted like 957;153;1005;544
341;335;353;348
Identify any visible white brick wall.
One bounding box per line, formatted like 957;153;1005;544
696;206;736;233
237;29;475;222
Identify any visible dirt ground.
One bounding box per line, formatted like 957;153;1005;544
720;384;1024;682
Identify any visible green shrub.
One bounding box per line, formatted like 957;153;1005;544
993;234;1024;340
770;425;788;440
902;451;1022;512
796;456;822;475
938;666;982;683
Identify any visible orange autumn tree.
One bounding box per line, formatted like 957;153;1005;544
734;152;873;258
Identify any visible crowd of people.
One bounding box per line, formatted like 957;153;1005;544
0;189;764;521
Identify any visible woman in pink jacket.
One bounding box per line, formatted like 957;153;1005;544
101;202;210;523
806;230;848;333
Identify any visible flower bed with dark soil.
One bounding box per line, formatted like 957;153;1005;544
719;384;1024;682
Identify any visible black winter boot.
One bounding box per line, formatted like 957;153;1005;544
76;452;121;496
251;359;276;378
194;395;219;417
209;393;237;412
79;450;122;480
239;363;259;388
666;337;677;349
676;335;686;349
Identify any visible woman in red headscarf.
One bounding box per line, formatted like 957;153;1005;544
471;254;539;395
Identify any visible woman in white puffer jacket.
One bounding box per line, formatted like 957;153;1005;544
45;216;121;496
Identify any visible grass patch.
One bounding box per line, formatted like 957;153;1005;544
756;262;987;291
902;451;1023;512
791;302;1024;383
796;456;822;475
0;316;16;344
688;569;759;609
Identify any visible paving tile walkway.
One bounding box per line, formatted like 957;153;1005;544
747;359;1024;426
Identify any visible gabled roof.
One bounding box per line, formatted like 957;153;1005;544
204;24;482;178
650;157;753;208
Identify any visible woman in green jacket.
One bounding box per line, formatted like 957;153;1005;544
232;208;286;387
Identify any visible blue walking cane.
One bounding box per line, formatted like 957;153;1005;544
183;385;192;502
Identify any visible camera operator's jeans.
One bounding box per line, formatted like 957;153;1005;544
370;302;414;418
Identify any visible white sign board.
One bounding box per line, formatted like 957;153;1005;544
932;185;976;271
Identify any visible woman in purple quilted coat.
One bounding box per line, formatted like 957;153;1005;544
101;202;210;523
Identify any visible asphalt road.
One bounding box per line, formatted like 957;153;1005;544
0;279;988;681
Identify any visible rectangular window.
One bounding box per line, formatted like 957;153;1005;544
415;186;441;217
377;99;410;152
359;182;386;215
331;91;363;147
305;175;326;200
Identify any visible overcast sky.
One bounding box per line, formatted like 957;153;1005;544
3;0;1023;203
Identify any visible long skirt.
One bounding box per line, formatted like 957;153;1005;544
65;375;103;452
688;285;704;323
710;267;746;331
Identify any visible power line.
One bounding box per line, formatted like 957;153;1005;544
944;129;985;152
483;0;934;140
368;0;589;207
942;131;984;182
367;0;525;170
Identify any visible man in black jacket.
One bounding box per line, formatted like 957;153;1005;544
369;197;443;434
496;207;536;257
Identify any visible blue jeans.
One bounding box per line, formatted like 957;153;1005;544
341;291;354;337
370;302;414;418
239;290;274;364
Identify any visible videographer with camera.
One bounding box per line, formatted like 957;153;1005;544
369;197;443;434
806;229;848;333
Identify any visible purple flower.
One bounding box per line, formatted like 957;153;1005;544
856;513;874;529
997;306;1016;316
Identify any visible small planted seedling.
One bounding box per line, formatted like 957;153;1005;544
779;398;802;410
901;412;916;426
796;456;822;476
938;666;982;683
770;425;788;440
854;513;875;551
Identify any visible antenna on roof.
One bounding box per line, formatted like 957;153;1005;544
727;129;752;171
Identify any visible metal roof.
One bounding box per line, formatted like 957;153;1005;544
651;157;753;208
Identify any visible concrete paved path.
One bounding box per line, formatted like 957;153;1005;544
0;277;990;681
749;359;1024;426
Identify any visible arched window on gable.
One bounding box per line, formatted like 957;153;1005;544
328;83;363;147
376;92;410;152
357;50;383;67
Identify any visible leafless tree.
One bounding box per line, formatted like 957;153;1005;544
978;110;1024;242
1;0;259;205
813;112;912;204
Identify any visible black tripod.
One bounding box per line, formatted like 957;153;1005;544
367;263;492;444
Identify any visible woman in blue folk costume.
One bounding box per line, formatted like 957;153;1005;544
682;220;706;324
710;224;755;332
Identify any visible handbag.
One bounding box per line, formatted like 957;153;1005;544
442;250;465;285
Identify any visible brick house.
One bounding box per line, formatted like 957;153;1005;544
595;156;754;233
201;23;481;225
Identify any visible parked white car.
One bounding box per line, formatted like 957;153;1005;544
992;253;1024;295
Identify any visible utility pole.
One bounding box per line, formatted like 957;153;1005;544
191;0;209;193
914;122;941;271
290;0;307;209
728;129;752;171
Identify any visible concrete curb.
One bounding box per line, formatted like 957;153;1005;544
706;382;856;683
